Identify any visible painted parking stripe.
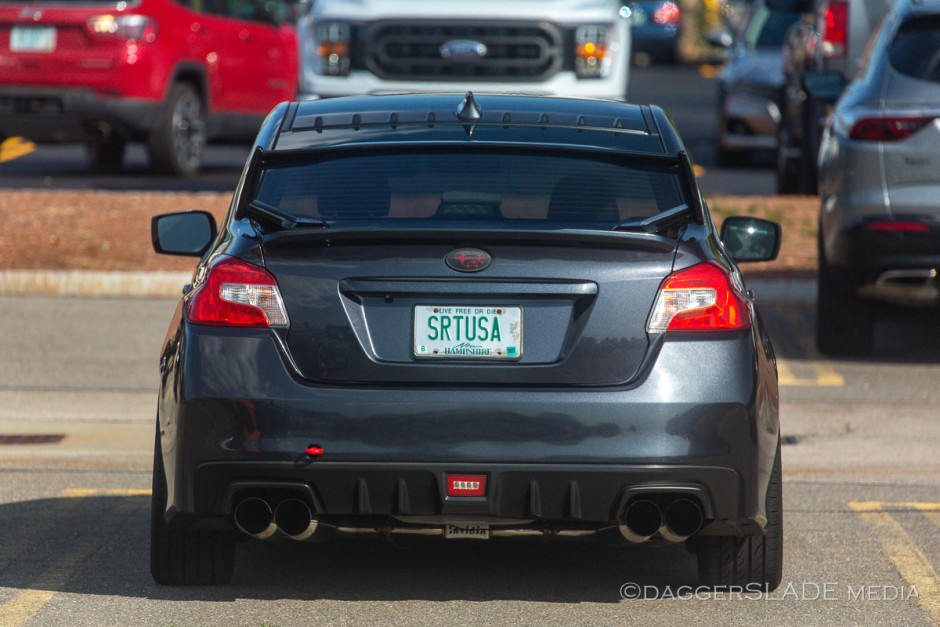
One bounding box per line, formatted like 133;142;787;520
776;308;844;387
0;489;145;627
849;501;940;626
0;137;36;163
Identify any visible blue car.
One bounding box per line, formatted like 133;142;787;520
629;0;682;63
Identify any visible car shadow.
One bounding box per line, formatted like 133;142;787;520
0;494;700;603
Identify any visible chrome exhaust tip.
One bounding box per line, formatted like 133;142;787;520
274;498;319;541
618;499;663;543
660;498;703;543
233;497;278;540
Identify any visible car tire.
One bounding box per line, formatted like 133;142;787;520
797;101;821;195
695;440;783;591
87;136;126;171
150;424;236;585
815;237;873;355
148;83;206;177
775;127;800;195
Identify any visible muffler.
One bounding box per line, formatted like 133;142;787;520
660;498;703;543
618;499;662;543
274;498;319;541
233;497;278;539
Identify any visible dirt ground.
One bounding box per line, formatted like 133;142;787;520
0;190;819;277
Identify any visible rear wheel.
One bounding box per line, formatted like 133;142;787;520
815;234;873;355
148;83;205;177
695;441;783;591
150;424;235;585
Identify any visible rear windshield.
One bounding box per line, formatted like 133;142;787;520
253;149;682;227
742;6;802;49
889;16;940;82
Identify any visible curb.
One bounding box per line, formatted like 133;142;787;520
0;270;817;304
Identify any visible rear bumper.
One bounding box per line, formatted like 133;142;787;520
0;86;162;142
159;321;780;534
824;216;940;306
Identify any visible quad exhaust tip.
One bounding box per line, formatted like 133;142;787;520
233;497;278;540
618;497;703;544
273;498;319;541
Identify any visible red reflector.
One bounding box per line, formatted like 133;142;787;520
447;474;487;497
865;221;930;233
304;446;324;456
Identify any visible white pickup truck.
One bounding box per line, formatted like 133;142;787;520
296;0;631;101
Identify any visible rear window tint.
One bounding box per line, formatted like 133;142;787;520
742;6;802;49
254;149;682;226
889;16;940;81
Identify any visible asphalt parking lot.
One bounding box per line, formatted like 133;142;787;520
0;293;937;626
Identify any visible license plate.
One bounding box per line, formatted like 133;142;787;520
444;524;490;540
10;26;57;53
414;305;522;359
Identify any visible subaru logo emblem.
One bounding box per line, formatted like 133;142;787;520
445;248;491;272
440;40;488;62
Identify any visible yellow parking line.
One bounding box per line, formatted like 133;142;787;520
0;489;143;627
0;137;36;163
776;309;844;387
59;488;151;497
693;164;706;177
848;501;940;625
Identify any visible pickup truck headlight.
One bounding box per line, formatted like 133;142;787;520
314;23;351;76
575;25;610;78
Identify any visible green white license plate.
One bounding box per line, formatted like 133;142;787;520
10;26;56;53
413;305;522;359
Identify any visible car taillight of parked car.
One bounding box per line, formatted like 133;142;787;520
818;0;847;59
186;256;289;328
652;2;681;26
848;116;935;141
646;261;751;333
85;15;157;42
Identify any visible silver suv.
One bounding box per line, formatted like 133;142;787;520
296;0;631;100
812;0;940;354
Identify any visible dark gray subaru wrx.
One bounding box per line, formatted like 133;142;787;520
150;92;783;588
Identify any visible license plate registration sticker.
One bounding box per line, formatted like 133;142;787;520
444;524;490;540
414;305;522;359
10;26;57;53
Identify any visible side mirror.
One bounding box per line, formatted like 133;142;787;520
151;211;217;257
801;70;846;104
720;216;781;263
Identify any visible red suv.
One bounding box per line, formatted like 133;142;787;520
0;0;298;175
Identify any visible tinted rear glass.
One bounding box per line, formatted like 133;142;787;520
889;16;940;82
743;6;802;49
254;149;682;227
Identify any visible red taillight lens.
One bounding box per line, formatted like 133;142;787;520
848;116;934;141
186;256;289;328
865;221;930;233
819;0;847;59
86;15;157;42
647;261;751;333
653;2;681;26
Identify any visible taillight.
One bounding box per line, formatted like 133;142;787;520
186;256;289;328
86;15;156;42
647;261;751;333
652;2;681;26
848;116;934;141
865;221;930;233
819;0;847;59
